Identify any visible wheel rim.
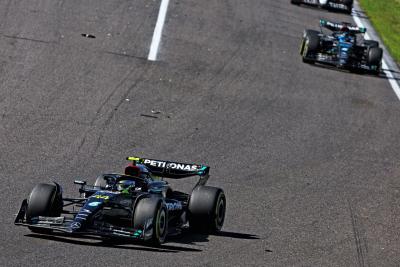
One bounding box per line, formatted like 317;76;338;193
157;208;166;238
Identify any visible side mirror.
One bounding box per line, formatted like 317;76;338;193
74;180;87;185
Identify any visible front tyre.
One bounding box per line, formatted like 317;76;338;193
26;183;63;233
300;30;320;64
133;197;168;245
188;186;226;233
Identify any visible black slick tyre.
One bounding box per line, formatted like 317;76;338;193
343;0;353;14
291;0;302;4
133;197;168;246
363;40;379;49
367;47;383;66
301;30;319;64
367;47;383;75
26;183;63;233
188;186;226;233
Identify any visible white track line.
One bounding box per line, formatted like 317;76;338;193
352;8;400;101
148;0;170;61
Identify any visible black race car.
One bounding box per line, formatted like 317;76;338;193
291;0;353;14
300;19;383;74
15;157;226;245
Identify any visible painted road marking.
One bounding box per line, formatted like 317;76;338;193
148;0;170;61
352;6;400;101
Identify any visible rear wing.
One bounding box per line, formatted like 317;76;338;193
319;19;366;34
126;157;210;180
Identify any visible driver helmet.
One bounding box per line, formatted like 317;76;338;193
340;23;350;33
337;30;352;42
117;180;135;193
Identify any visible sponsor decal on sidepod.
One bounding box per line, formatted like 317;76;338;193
166;202;182;211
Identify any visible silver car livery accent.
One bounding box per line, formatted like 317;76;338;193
166;201;183;211
70;222;81;229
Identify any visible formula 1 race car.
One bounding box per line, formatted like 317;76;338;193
299;19;383;74
291;0;353;14
15;157;226;245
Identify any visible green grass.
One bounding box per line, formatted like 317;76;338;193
359;0;400;64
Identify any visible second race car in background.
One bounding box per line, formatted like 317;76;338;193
299;19;383;74
291;0;353;14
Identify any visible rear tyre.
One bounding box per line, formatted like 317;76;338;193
363;40;379;49
26;183;63;233
343;0;353;14
367;47;383;66
188;186;226;233
300;30;320;64
133;197;168;245
367;47;383;75
291;0;302;4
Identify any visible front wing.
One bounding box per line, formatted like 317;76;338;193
14;199;148;240
304;54;378;72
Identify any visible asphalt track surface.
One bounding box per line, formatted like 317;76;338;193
1;0;400;266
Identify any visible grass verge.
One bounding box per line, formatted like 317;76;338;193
358;0;400;64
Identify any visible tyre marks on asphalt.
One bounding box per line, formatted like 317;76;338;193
1;34;57;45
74;0;172;154
2;0;164;164
348;200;370;267
206;45;243;89
90;67;149;155
74;62;148;158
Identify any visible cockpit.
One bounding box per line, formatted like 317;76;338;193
96;173;149;193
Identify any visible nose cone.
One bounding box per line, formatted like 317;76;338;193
70;221;84;232
69;200;104;232
69;190;117;232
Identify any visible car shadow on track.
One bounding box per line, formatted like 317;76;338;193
25;233;201;253
169;229;259;246
26;229;258;252
371;67;400;81
308;63;400;81
382;68;400;81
